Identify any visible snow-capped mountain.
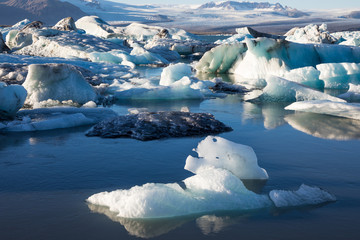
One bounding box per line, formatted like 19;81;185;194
198;1;308;18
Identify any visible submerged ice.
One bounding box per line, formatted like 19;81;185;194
87;136;336;219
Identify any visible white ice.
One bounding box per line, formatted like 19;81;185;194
87;136;335;219
22;64;97;106
75;16;116;38
270;184;336;208
285;24;336;44
0;82;27;118
185;136;268;180
317;63;360;89
285;100;360;120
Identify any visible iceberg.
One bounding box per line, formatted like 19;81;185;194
185;136;268;180
0;32;10;53
270;184;336;208
87;136;336;219
75;16;116;38
159;63;192;86
0;82;27;119
285;100;360;120
22;63;97;106
86;112;232;140
317;63;360;89
245;76;345;102
1;107;117;132
53;17;78;32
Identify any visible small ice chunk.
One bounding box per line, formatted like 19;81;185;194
82;101;97;108
160;63;192;86
285;100;360;120
185;136;268;180
0;82;27;119
338;84;360;102
269;184;336;208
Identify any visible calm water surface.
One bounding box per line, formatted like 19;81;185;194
1;95;360;239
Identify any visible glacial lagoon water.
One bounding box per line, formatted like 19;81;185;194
1;92;360;239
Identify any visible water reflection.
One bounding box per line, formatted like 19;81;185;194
242;102;289;130
88;204;191;238
285;112;360;140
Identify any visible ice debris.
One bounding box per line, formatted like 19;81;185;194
0;82;27;119
87;136;336;219
53;17;78;32
285;100;360;120
23;63;97;106
285;24;337;44
86;112;232;140
270;184;336;208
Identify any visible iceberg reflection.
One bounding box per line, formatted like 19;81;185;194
285;112;360;140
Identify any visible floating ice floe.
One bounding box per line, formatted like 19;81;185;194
245;76;345;102
284;24;337;44
338;84;360;102
23;63;97;107
0;82;27;119
87;136;336;219
0;107;117;132
270;184;336;208
86;112;232;140
285;100;360;120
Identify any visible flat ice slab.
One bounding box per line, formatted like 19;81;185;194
285;100;360;120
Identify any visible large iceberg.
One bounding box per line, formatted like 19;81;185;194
0;82;27;119
285;100;360;120
87;136;336;219
22;63;97;106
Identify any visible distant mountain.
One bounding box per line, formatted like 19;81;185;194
198;1;308;18
0;0;87;25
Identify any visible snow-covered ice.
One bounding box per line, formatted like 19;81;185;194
87;136;336;219
185;136;268;180
23;63;97;106
0;82;27;119
285;100;360;120
285;24;337;44
75;16;116;38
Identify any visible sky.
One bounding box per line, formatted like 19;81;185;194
112;0;360;10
